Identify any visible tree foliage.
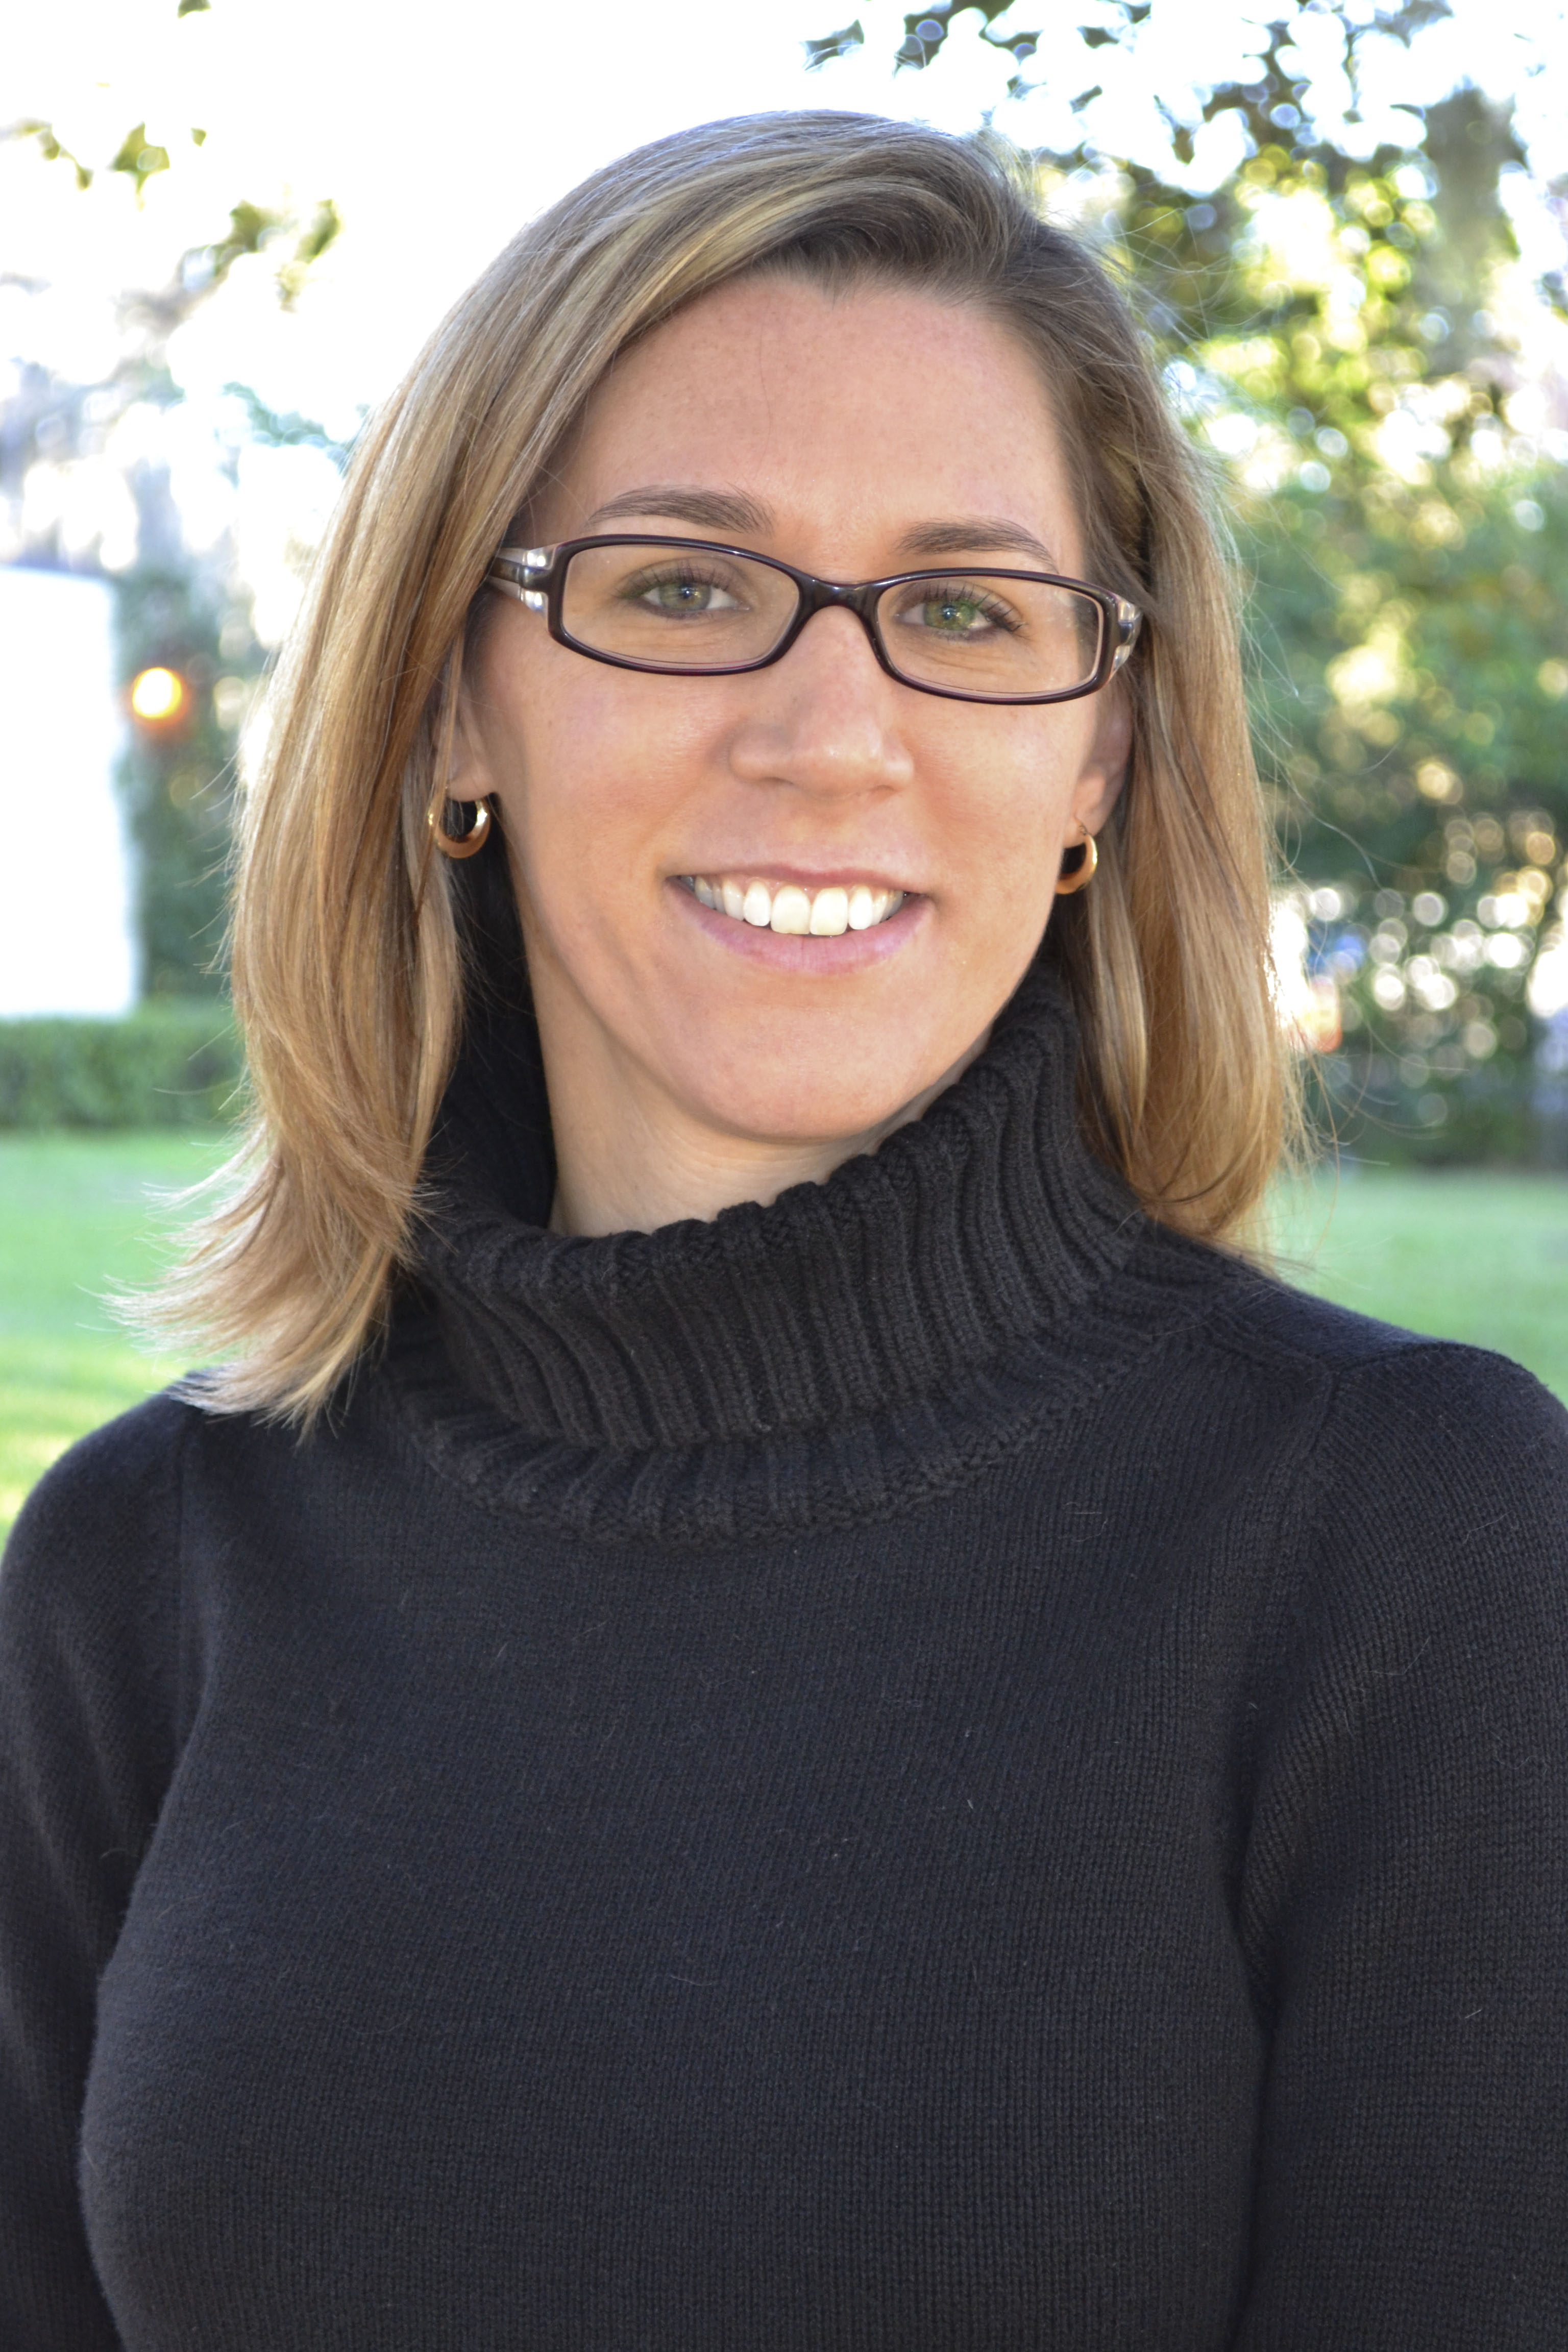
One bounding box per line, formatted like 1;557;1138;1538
114;561;255;1000
813;3;1568;1159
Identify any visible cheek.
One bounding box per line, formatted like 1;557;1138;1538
925;712;1089;877
486;671;722;944
486;669;641;835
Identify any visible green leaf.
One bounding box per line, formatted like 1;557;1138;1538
276;198;342;307
7;116;93;189
217;198;291;260
108;122;172;201
293;197;340;267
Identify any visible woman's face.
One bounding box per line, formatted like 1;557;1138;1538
458;273;1130;1161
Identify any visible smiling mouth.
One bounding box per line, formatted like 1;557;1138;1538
678;875;908;937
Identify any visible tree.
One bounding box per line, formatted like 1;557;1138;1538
4;69;332;998
116;557;244;999
811;5;1568;1159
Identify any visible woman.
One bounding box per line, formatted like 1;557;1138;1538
3;111;1565;2350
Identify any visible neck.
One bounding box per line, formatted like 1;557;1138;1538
409;953;1148;1528
529;960;985;1240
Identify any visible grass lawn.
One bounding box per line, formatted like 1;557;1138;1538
1269;1164;1568;1402
1;1130;1565;1545
0;1130;231;1542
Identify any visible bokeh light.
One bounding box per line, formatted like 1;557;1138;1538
129;665;186;723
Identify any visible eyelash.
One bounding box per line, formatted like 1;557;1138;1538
900;583;1023;633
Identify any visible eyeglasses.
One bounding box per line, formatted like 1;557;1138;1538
486;535;1141;706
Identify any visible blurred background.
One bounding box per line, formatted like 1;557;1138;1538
3;0;1566;1536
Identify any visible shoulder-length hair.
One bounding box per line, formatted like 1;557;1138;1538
150;109;1293;1423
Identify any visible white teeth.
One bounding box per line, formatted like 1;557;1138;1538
690;876;906;935
809;886;849;937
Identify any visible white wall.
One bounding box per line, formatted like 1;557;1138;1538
0;565;136;1016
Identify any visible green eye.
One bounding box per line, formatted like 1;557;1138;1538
622;570;743;618
650;578;715;612
896;581;1019;639
923;595;986;633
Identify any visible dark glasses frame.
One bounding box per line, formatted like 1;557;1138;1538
486;534;1142;706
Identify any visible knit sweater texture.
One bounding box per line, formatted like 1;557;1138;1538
2;964;1566;2350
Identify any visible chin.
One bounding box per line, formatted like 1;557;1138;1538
670;1053;949;1155
657;1052;898;1137
636;967;991;1150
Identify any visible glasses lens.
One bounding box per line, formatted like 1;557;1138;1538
559;541;798;670
876;574;1106;699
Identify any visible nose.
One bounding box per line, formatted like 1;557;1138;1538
725;604;915;799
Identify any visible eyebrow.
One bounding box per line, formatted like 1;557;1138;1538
896;517;1061;570
585;486;772;535
582;488;1062;573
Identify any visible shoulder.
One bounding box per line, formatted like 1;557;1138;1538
1129;1224;1568;1586
1203;1282;1568;1693
1300;1335;1568;1637
1;1396;208;1984
6;1388;198;1559
1;1390;201;1663
1203;1252;1568;1491
1145;1218;1564;1435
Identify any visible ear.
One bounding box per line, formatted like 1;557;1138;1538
444;641;501;805
1069;679;1133;837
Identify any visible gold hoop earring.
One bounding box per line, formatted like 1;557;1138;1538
429;796;492;860
1055;829;1098;895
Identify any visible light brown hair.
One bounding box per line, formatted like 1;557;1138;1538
146;110;1294;1422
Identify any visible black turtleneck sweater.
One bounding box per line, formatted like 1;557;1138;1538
3;968;1566;2351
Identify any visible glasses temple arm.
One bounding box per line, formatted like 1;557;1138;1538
487;545;554;608
1109;598;1142;674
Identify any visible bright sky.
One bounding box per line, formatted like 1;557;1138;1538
5;0;1566;627
7;0;1567;418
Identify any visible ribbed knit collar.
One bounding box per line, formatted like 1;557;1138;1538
408;961;1145;1466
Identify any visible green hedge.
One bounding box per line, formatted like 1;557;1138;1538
0;1003;242;1130
5;1003;1558;1162
1307;1052;1561;1169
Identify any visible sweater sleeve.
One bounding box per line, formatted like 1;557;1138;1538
1235;1343;1568;2349
0;1396;191;2352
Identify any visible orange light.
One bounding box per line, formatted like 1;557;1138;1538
1298;976;1343;1055
131;666;187;723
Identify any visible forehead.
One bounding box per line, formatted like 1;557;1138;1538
542;274;1081;560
